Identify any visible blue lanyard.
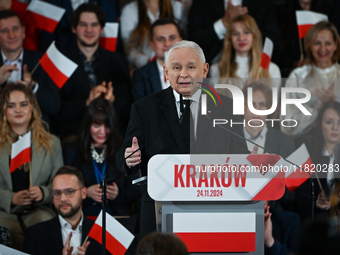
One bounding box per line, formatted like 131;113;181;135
92;160;107;184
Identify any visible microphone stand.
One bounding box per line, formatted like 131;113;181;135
310;178;315;220
101;178;107;255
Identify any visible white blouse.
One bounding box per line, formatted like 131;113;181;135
120;0;186;68
209;56;281;90
280;63;340;136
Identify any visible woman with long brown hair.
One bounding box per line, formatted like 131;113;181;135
120;0;186;69
0;84;63;250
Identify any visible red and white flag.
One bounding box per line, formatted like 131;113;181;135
10;132;31;173
296;11;328;39
39;41;78;88
88;210;134;255
99;23;119;52
174;212;255;253
260;37;273;71
25;0;65;33
285;143;314;192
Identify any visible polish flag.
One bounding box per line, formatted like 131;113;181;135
88;211;134;255
25;0;65;33
99;23;119;52
174;212;256;253
39;41;78;88
260;37;273;71
285;143;314;192
10;132;31;173
296;11;328;39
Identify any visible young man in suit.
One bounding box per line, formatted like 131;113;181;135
23;166;103;255
0;10;60;128
54;3;131;139
132;18;182;102
242;83;295;158
117;40;249;240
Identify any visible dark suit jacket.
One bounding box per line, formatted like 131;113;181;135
116;86;248;238
265;209;301;255
132;60;162;102
63;141;141;217
265;128;295;158
0;49;61;129
54;45;131;139
188;0;282;65
23;216;106;255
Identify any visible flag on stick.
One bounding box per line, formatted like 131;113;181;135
260;37;273;71
10;132;31;173
99;23;119;52
39;41;78;88
296;11;328;39
25;0;65;33
285;143;314;192
88;211;134;255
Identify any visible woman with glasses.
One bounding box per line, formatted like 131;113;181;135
0;84;63;250
63;97;140;218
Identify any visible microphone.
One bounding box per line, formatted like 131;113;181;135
203;113;313;177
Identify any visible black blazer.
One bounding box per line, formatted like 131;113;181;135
0;48;61;129
54;45;131;139
63;141;141;217
132;60;163;102
265;128;295;158
188;0;282;65
23;216;107;255
265;209;301;255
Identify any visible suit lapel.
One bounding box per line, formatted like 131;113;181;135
0;144;12;189
195;93;216;152
159;88;187;153
149;61;162;93
30;142;45;186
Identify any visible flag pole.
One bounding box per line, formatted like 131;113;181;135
299;38;304;61
82;236;89;247
30;62;40;76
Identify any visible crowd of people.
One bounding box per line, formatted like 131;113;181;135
0;0;340;255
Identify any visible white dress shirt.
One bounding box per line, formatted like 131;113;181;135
1;50;39;94
243;125;268;154
173;88;201;138
59;214;84;254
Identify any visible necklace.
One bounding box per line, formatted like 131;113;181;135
91;144;107;163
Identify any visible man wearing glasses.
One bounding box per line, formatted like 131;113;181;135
23;166;103;255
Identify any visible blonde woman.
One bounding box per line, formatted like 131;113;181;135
0;84;63;250
281;21;340;137
209;14;281;90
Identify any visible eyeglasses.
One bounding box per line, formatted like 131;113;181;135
53;188;83;199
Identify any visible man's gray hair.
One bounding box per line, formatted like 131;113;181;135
165;40;206;66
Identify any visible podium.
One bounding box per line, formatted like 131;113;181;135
148;154;286;254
